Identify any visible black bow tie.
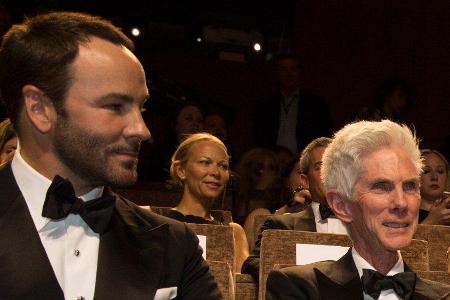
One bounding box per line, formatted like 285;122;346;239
42;175;115;234
362;268;416;300
319;203;335;220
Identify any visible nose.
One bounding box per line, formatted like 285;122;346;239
209;164;220;177
125;108;151;142
391;186;408;214
430;170;438;181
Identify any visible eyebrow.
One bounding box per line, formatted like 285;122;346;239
95;93;150;105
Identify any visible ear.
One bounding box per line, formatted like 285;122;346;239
175;163;186;181
22;85;55;134
326;189;353;224
300;174;309;189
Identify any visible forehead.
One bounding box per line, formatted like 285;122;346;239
189;140;227;158
424;153;445;165
359;145;418;180
310;146;326;163
69;37;147;98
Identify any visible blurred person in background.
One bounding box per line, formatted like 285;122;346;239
0;118;16;165
419;149;450;225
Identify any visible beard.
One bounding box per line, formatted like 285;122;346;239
53;114;141;188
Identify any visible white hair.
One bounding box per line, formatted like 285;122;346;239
322;120;422;201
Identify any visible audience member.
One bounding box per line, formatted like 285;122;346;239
204;111;228;143
233;147;282;223
0;118;16;164
241;137;348;279
165;132;230;224
419;149;450;225
163;132;249;272
0;12;221;299
253;53;332;155
267;120;450;299
356;78;415;123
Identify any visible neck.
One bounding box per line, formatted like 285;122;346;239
420;195;437;211
176;190;213;220
353;243;399;275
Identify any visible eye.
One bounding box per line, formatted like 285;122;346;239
199;159;211;166
219;162;229;171
403;180;418;192
105;104;124;112
371;181;394;192
422;166;431;174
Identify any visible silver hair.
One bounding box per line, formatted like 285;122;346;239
322;120;422;201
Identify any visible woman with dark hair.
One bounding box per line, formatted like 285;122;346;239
0;118;16;165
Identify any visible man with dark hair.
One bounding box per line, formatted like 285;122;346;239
0;12;221;299
241;137;347;279
267;120;450;299
253;54;332;155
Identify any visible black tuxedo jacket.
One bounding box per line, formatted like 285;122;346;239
253;91;332;152
266;249;450;300
241;207;316;279
0;164;221;299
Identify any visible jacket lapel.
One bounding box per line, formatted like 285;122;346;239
0;164;63;299
314;249;363;300
94;195;169;299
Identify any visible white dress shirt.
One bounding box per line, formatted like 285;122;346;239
311;202;349;235
276;92;299;155
352;248;404;300
11;148;103;300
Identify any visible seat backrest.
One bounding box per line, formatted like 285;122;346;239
258;229;429;300
417;270;450;286
259;229;352;300
413;224;450;271
208;260;235;300
235;274;257;300
187;223;236;273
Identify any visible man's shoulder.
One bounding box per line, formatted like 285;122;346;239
267;208;315;230
113;194;190;232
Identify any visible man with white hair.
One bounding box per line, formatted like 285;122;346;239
267;120;450;299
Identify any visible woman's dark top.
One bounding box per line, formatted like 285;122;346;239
161;209;226;225
419;209;429;223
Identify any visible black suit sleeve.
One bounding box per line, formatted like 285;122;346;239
266;268;318;300
177;224;222;299
241;215;290;279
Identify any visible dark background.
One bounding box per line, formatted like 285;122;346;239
1;0;450;160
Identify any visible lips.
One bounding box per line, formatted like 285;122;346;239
205;182;221;189
429;184;440;190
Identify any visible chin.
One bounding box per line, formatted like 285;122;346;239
383;237;412;251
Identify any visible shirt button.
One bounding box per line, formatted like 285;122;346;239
76;297;84;300
74;249;80;257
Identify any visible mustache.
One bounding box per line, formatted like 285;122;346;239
108;142;141;155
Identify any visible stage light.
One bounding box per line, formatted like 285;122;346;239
131;27;141;37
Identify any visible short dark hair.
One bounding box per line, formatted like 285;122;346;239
0;11;134;130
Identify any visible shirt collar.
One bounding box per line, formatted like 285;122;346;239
11;146;104;231
352;247;404;278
